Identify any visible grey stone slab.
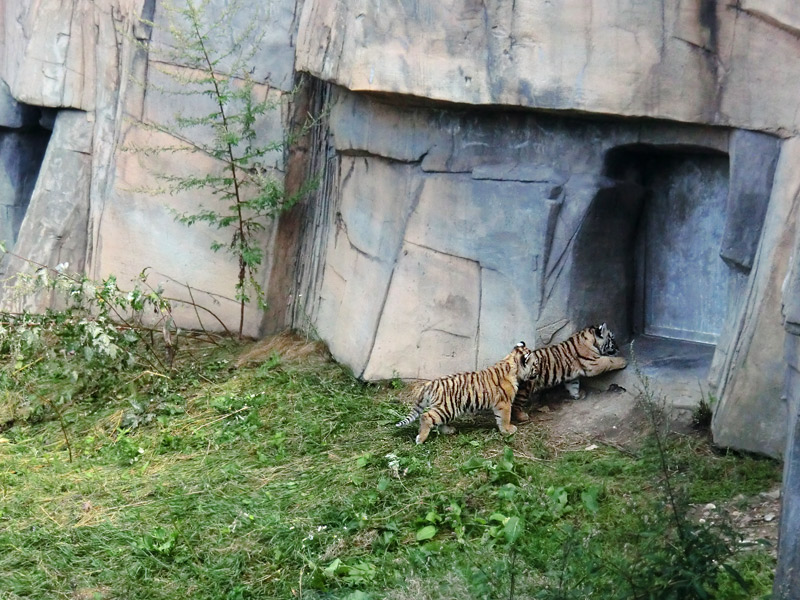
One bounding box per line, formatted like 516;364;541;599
741;0;800;36
774;334;800;598
0;130;50;245
316;242;393;376
363;241;481;380
100;120;277;338
478;267;538;367
328;89;438;162
711;137;800;458
568;182;646;343
643;154;731;344
720;130;780;270
142;65;286;170
404;175;555;277
783;222;800;332
149;0;298;91
314;157;419;376
296;0;800;134
0;111;93;310
402;173;559;368
0;206;12;249
636;121;730;154
337;157;420;261
543;174;608;296
5;0;99;110
422;112;617;177
471;164;568;188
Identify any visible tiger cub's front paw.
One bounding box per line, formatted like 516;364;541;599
501;424;518;436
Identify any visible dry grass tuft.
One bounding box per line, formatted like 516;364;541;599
234;330;330;368
383;572;473;600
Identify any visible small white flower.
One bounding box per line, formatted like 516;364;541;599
385;453;401;477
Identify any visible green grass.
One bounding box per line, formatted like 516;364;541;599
0;338;782;599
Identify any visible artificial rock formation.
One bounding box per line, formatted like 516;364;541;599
290;5;800;593
290;0;800;463
0;79;49;249
778;161;800;595
296;0;800;134
0;0;299;334
1;110;93;312
3;0;800;593
0;0;799;467
292;90;750;383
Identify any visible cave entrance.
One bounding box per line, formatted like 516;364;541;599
0;104;52;248
573;144;732;349
632;149;732;344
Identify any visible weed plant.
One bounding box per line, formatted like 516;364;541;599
130;0;313;337
0;330;782;599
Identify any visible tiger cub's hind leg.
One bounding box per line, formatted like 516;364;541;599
417;415;455;443
416;413;435;444
512;380;533;423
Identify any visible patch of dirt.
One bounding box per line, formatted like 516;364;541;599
689;489;782;557
515;381;783;558
516;382;649;448
72;587;111;600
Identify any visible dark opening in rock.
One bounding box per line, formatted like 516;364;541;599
0;104;51;248
573;144;732;351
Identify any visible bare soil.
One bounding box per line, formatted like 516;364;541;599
517;380;782;558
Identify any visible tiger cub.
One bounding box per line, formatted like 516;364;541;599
396;342;538;444
512;323;627;422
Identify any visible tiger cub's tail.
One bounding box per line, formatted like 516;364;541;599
395;383;431;427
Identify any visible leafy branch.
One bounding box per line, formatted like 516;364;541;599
132;0;308;337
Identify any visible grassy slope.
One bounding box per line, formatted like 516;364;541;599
0;338;781;599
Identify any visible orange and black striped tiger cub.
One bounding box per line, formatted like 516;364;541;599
396;342;538;444
512;323;627;422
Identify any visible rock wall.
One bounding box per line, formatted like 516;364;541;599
296;0;800;134
778;165;800;594
711;138;799;457
0;81;49;248
290;0;800;461
0;0;300;336
1;110;94;314
289;88;780;393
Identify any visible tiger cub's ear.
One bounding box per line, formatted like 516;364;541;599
515;341;526;348
596;323;608;335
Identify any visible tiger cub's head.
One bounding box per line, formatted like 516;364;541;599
511;341;538;380
593;323;619;356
